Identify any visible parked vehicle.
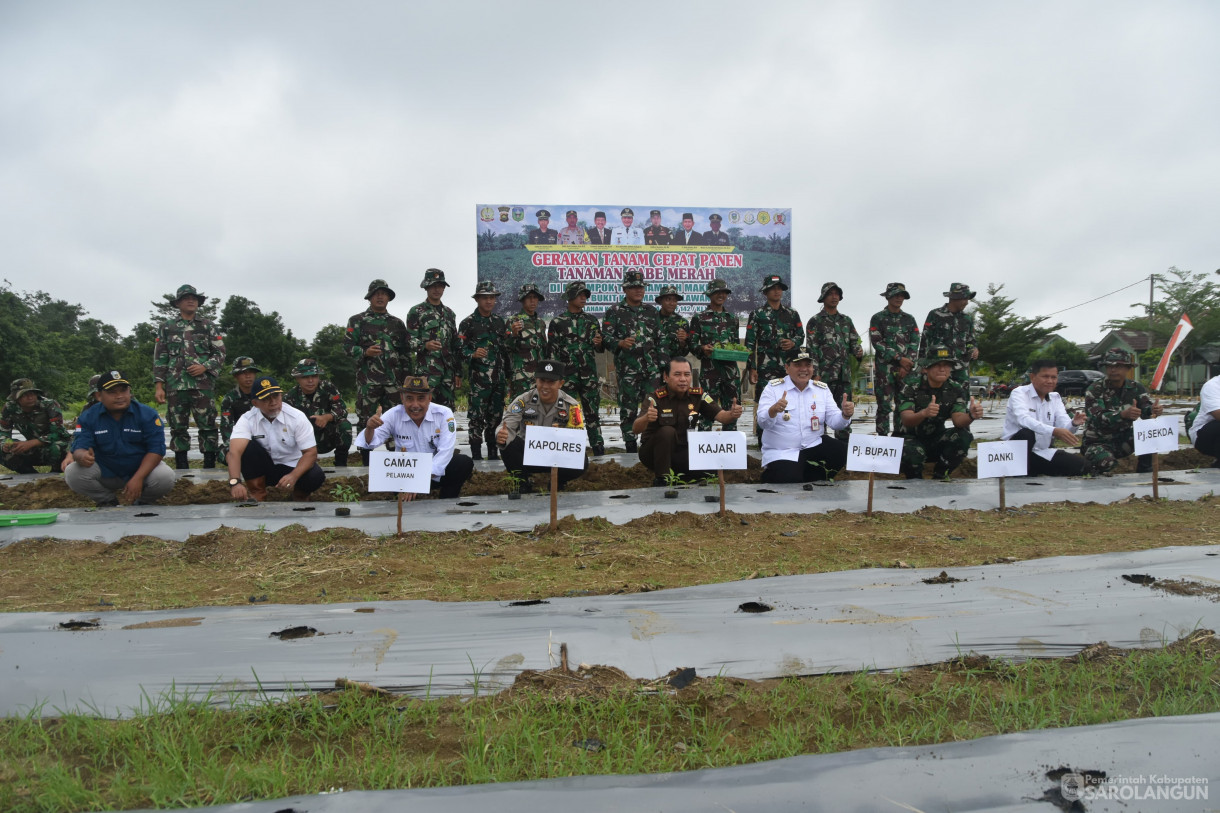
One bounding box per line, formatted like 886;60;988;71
968;376;991;398
1055;369;1103;397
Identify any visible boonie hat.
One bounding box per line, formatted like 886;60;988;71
818;282;844;303
365;279;396;301
882;282;910;299
231;356;261;375
291;358;321;377
654;284;683;303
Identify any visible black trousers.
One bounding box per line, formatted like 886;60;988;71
1194;420;1220;466
239;441;326;494
761;437;848;483
1010;428;1088;477
639;426;708;481
500;438;585;490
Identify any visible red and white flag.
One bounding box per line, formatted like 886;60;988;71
1150;313;1193;391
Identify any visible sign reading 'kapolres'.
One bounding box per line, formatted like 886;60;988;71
522;426;587;470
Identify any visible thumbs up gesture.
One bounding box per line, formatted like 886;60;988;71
645;397;658;423
728;397;743;419
1120;399;1142;421
367;405;384;430
770;391;788;418
969;396;983;420
840;391;855;419
1151;398;1163;418
922;394;939;421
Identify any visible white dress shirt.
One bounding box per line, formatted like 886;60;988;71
1002;383;1074;461
1189;375;1220;443
355;402;456;482
756;376;850;466
230;402;317;466
610;225;644;245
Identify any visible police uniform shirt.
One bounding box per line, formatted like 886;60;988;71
499;388;582;445
1002;383;1075;461
557;226;589;245
610;225;644;245
756;376;850;466
640;387;722;447
231;402;317;467
1189;375;1220;443
355;401;456;481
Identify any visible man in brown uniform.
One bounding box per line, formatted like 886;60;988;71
635;356;742;486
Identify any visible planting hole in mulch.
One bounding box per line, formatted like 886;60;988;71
508;599;549;607
354;607;375;613
737;601;773;613
887;485;906;490
609;494;629;499
457;501;478;507
134;513;157;517
756;489;779;494
58;619;100;630
270;626;318;640
292;506;315;512
923;571;964;585
1122;574;1155;585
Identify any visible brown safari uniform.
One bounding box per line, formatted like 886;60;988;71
638;385;723;480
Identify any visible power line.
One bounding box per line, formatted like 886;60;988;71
1042;276;1151;318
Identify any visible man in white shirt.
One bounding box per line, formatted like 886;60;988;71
226;377;326;502
610;207;644;245
756;353;854;483
1188;373;1220;466
1001;360;1087;477
356;375;473;500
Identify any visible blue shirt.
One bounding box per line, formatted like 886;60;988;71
70;399;167;479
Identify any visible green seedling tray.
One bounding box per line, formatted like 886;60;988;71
0;512;59;527
711;348;750;362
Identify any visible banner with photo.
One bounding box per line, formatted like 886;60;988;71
476;205;792;318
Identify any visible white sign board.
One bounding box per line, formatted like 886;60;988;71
846;434;904;474
1133;415;1180;455
976;441;1028;479
523;425;587;469
367;451;433;494
688;431;748;470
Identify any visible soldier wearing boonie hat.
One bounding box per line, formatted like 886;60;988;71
345;279;410;464
894;344;982;480
219;357;263;460
506;283;550;396
226;375;327;503
611;207;644;245
806;281;863;440
918;282;978;385
1079;347;1163;475
601;269;663;452
154;283;225;470
495;359;588;492
869;282;921;436
702;213;730;246
745;274;804;429
528;209;559;245
460;281;509;460
644;209;671;245
0;378;70;475
354;373;474;500
285;358;353;467
687;278;742;431
546;280;606;454
406;268;461;411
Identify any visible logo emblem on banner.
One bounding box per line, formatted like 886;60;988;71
497;206;510;222
775;212;786;225
479;207;494;222
743;211;756;224
757;211;770;225
728;210;740;224
511;206;525;222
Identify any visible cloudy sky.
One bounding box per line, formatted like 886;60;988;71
2;1;1217;345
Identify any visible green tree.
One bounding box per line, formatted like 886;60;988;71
309;323;356;395
217;295;307;382
974;284;1066;371
1028;338;1089;371
1101;266;1220;362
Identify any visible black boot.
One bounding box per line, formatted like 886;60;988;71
470;440;483;461
1136;454;1154;474
624;436;637;453
485;429;499;461
592;443;605;456
175;451;189;470
334;447;348;467
202;452;216;469
360;449;370;467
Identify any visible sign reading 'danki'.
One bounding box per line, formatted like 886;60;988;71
523;426;588;469
687;431;748;470
846;435;904;474
975;441;1028;479
1132;415;1181;456
367;451;433;494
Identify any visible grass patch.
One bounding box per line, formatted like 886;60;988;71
1;631;1217;812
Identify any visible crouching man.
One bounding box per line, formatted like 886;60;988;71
356;375;473;500
495;359;588;492
896;345;983;479
65;371;177;506
756;352;854;483
226;377;326;502
1001;360;1088;476
1188;372;1220;467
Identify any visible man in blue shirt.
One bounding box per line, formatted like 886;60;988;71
66;371;177;506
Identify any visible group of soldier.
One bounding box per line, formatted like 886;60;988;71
2;270;1213;504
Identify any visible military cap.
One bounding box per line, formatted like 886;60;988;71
705;278;732;296
87;374;102;394
170;284;205;307
98;370;130;391
594;211;607;219
654;284;684;303
536;209;551;220
420;268;449;289
620;207;634;217
253;377;284;399
943;282;976;300
565;209;577;218
401;375;432;394
621;270;646;289
472;280;502;299
1099;348;1136;368
563;280;592;301
518;282;545;302
291;358;321;377
760;274;788;293
817;282;844;303
918;344;962;370
532;359;566;381
649;209;661;217
709;213;723;223
681;212;694;220
12;379;42;399
882;282;911;299
231;356;262;375
365;279;396;301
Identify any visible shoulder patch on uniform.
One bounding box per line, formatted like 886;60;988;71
447;418;455;433
510;401;523;413
702;393;714;404
768;377;785;386
689;387;703;395
654;387;668;398
812;380;829;389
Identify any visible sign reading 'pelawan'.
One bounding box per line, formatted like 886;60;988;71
368;451;433;494
1133;415;1181;456
975;441;1028;479
687;431;748;470
522;426;587;469
846;435;904;474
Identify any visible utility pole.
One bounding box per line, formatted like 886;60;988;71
1147;273;1157;332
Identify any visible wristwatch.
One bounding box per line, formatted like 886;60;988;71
228;478;241;487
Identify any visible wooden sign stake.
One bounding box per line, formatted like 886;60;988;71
866;471;875;516
396;493;404;536
1152;455;1160;500
550;466;559;532
719;469;726;517
999;476;1006;511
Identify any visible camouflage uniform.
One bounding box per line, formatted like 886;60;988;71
505;283;550;396
153;285;226;456
218;387;256;456
547;281;605;450
601;272;662;450
688;279;742;431
805;283;863;411
405;269;461;408
919;283;977;385
459;282;509;456
1081;351;1156;474
869;283;920;436
0;384;70;473
654;284;690;365
745;297;804;399
895;370;973;478
343;279;410;428
285;361;352;464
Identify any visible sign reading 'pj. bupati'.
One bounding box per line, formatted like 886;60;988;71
846;435;904;474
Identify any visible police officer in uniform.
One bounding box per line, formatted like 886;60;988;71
527;209;559;244
643;209;671;245
634;357;742;486
495;360;588;492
